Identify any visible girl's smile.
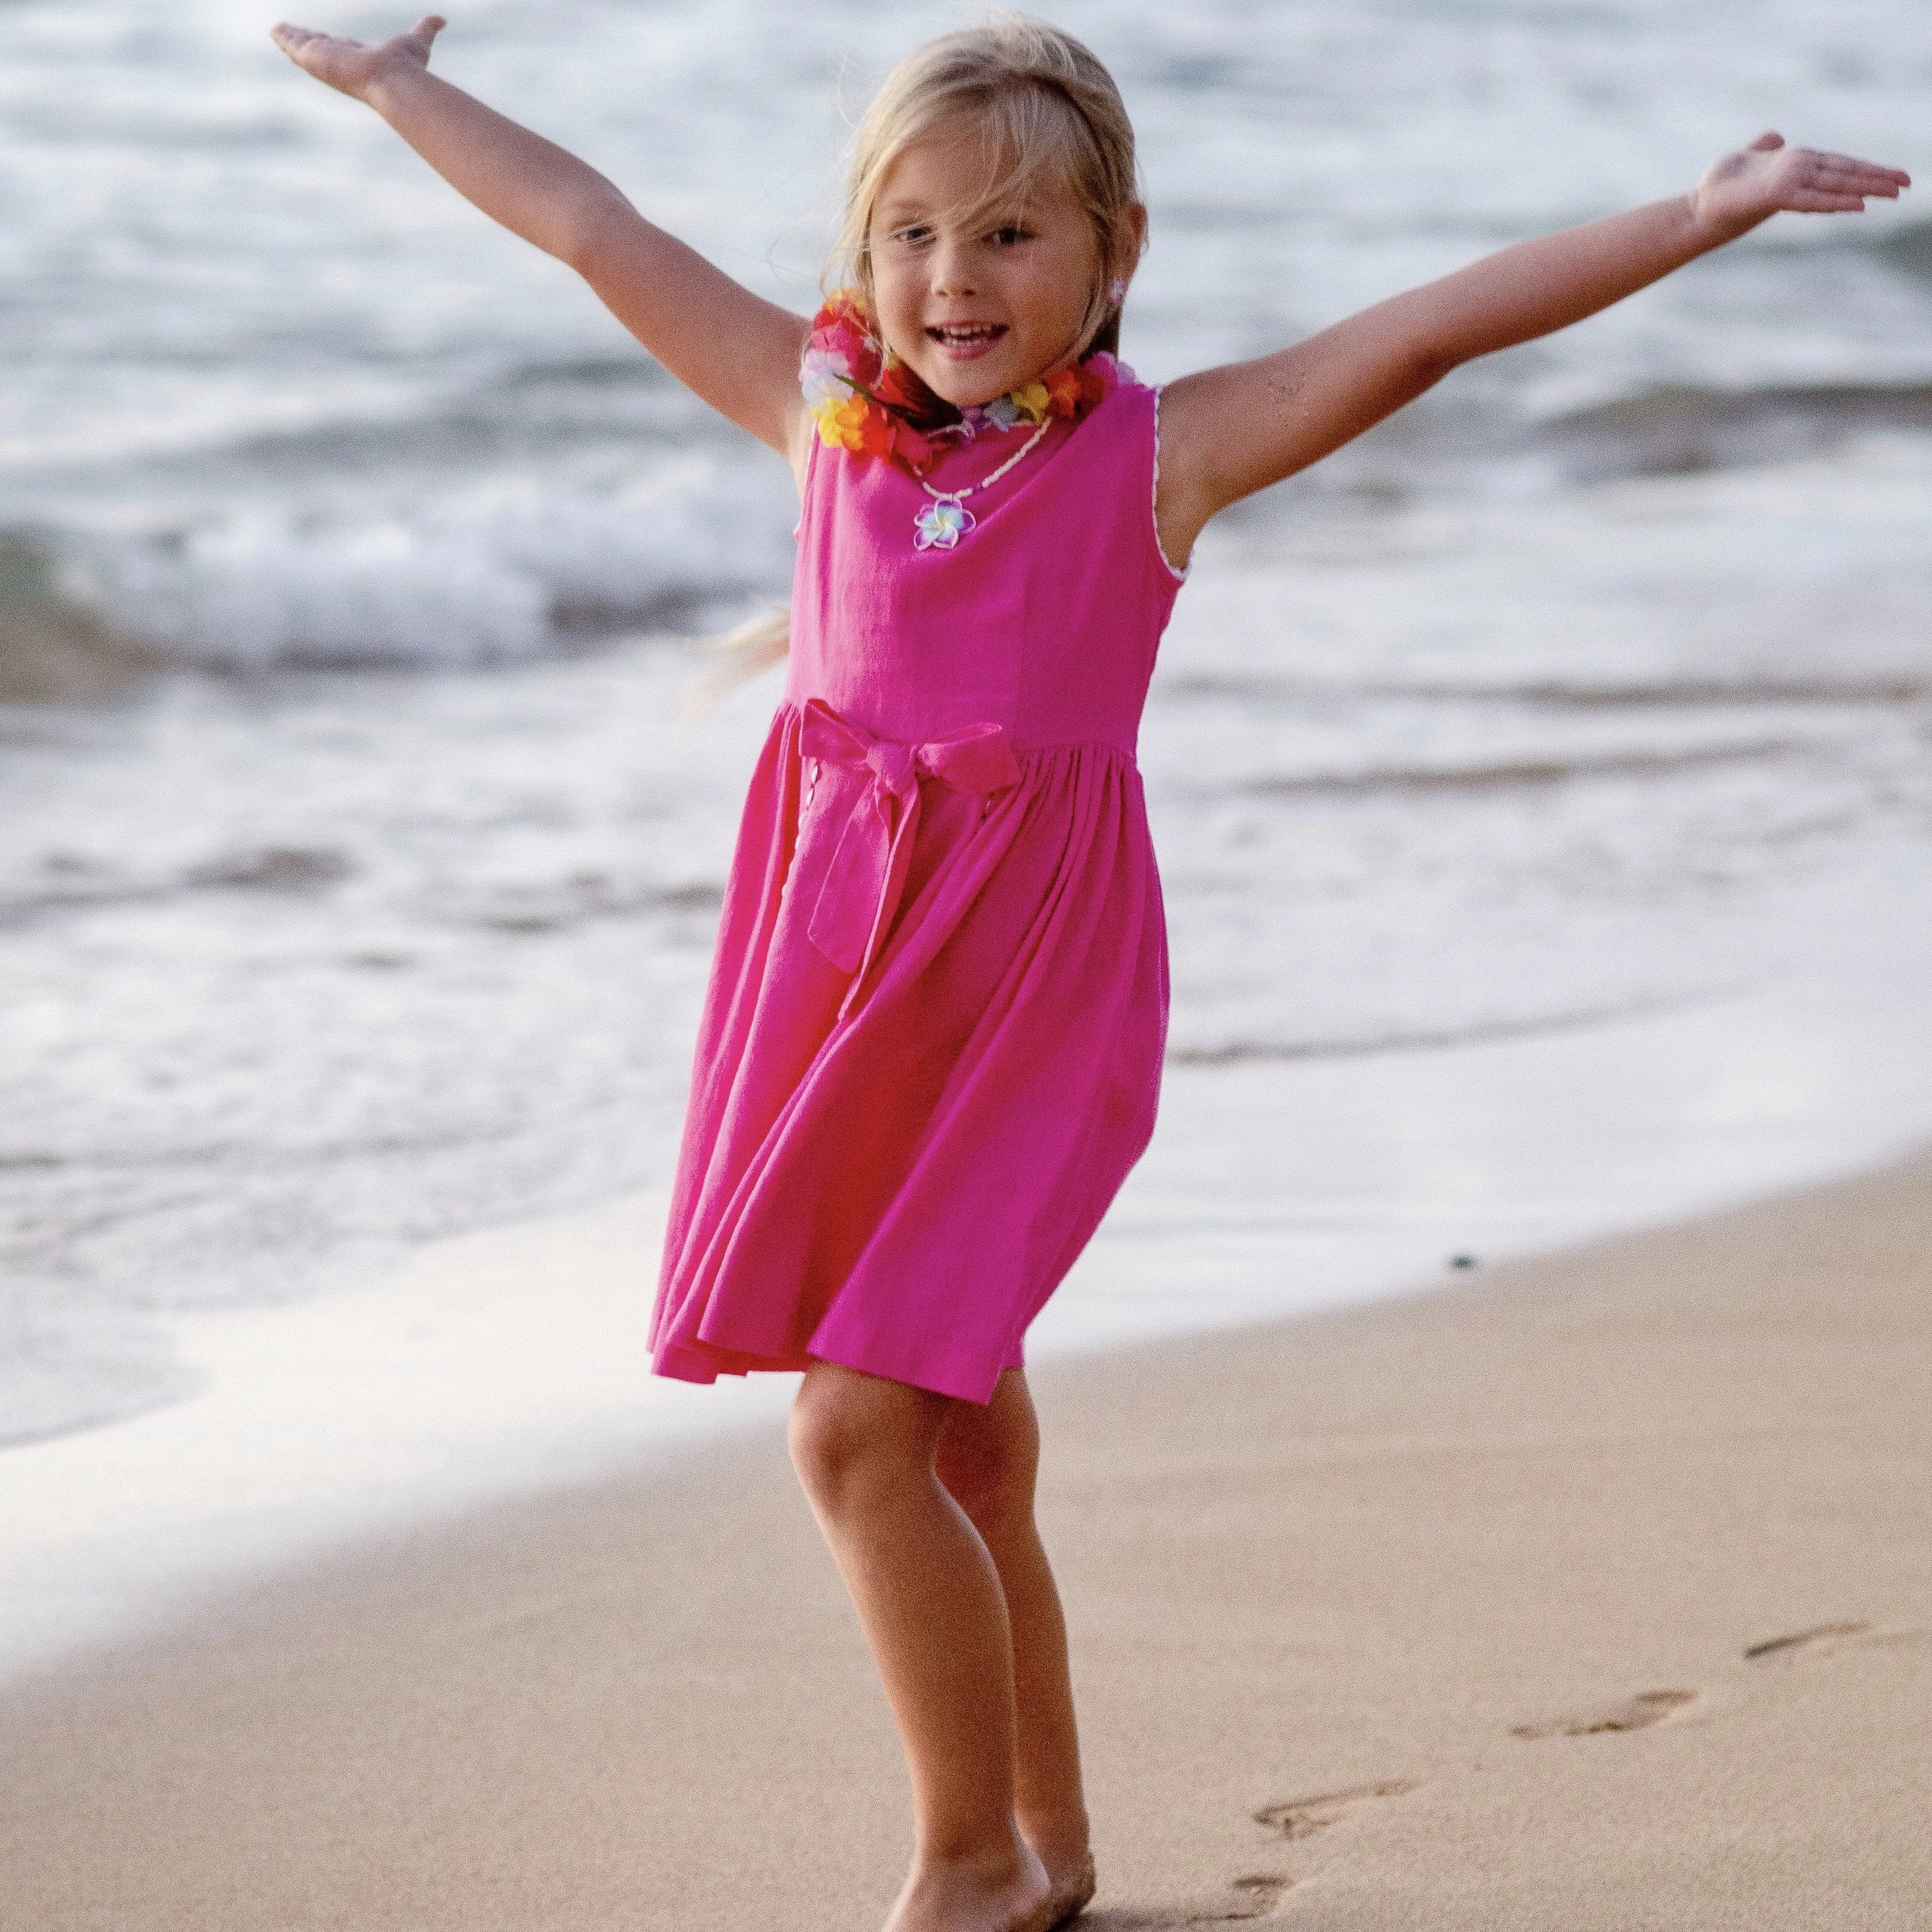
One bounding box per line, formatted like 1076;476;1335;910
926;321;1007;361
870;127;1105;408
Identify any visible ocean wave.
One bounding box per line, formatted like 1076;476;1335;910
0;532;158;704
1878;220;1932;283
501;350;687;393
31;454;798;676
0;843;355;930
0;842;726;936
1229;738;1801;799
461;876;725;937
1759;215;1932;285
17;372;1932;693
1541;381;1932;482
1485;675;1932;710
1194;371;1932;526
1167;986;1738;1065
1158;670;1932;710
198;355;699;482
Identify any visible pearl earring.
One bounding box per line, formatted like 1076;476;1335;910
1108;276;1128;304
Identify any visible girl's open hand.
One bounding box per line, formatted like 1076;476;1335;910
269;14;446;102
1692;130;1910;236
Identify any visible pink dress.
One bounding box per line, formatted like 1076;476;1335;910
649;373;1186;1403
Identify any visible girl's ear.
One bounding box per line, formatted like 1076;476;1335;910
1099;201;1147;305
1086;205;1147;361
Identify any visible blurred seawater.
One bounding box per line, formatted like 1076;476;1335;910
2;0;1930;1447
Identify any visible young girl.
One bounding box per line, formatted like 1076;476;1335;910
272;15;1906;1930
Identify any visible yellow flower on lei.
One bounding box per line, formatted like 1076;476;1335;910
1008;381;1052;426
813;393;874;453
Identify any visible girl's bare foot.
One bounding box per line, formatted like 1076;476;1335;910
1038;1847;1096;1926
884;1841;1053;1932
1017;1814;1094;1928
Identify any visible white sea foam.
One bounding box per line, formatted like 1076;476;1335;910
81;453;796;669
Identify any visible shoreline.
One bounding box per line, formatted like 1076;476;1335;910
4;1149;1930;1927
9;958;1932;1692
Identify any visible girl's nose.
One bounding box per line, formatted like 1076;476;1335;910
928;236;977;298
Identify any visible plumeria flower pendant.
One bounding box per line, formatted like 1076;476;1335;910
913;497;975;550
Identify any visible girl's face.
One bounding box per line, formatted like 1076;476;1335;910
868;125;1106;408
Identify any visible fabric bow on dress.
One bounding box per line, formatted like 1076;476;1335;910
797;697;1020;1015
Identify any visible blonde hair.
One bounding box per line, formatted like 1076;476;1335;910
834;14;1144;359
694;15;1143;707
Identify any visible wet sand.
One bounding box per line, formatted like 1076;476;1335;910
3;1154;1930;1930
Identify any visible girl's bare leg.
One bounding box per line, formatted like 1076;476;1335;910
935;1372;1093;1914
790;1361;1054;1932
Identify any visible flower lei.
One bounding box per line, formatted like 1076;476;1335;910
800;288;1117;481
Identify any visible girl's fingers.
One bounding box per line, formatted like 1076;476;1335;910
1785;178;1902;211
1805;148;1911;180
1795;155;1910;201
1756;147;1911;215
271;24;338;54
269;17;445;70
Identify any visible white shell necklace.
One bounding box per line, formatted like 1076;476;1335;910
913;417;1054;552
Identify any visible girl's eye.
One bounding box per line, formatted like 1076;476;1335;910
894;224;935;247
988;226;1031;247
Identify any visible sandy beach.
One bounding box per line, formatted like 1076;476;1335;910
4;1152;1930;1930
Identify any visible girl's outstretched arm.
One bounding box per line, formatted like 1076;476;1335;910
1156;133;1911;564
271;17;808;464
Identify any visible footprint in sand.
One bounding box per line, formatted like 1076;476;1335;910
1094;1875;1293;1929
1512;1689;1696;1740
1116;1783;1413;1924
1094;1790;1410;1928
1252;1780;1416;1841
1744;1620;1932;1664
1743;1621;1870;1663
1849;1626;1932;1655
1184;1874;1293;1923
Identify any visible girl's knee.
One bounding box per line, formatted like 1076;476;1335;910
787;1381;861;1505
788;1363;942;1513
